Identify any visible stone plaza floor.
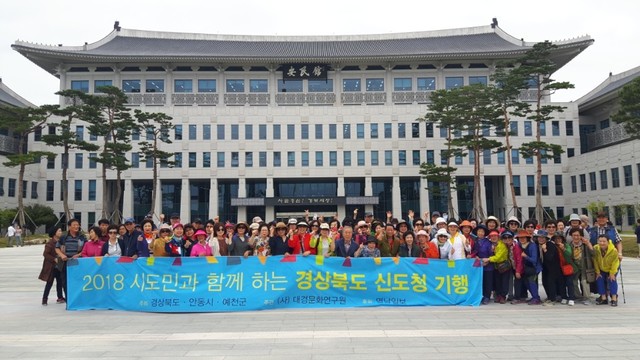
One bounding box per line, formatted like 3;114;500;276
1;244;640;359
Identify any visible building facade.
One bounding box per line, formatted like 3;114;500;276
11;20;597;227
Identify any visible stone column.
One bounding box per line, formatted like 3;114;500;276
209;178;218;219
392;176;402;220
180;178;190;221
122;179;133;218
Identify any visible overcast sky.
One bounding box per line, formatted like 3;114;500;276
1;0;638;106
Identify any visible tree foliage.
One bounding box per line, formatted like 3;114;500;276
612;77;640;139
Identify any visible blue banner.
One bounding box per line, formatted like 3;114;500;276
67;256;482;312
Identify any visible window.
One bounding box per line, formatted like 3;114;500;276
394;78;412;91
89;153;97;169
525;155;534;165
226;80;244;92
611;168;620;188
385;151;392;166
570;176;577;193
75;125;84;141
357;151;365;166
287;152;295;167
482;149;491;165
277;79;303;92
231;125;239;140
189;152;197;168
440;150;448;165
412;123;420;138
524;121;532;136
426;150;434;164
245;124;253;140
329;124;336;139
354;124;364;139
301;124;309;139
565;121;574;136
329;151;337;166
174;125;183;140
259;124;266;140
245;152;253;167
250;79;268;92
445;77;463;89
371;151;379;166
131;153;140;168
259;152;267;167
287;124;295;140
384;123;392;138
315;151;323;166
455;156;463;165
174;153;182;168
273;124;281;140
600;119;610;129
365;78;384;91
31;182;38;199
308;79;333;92
542;175;549;195
74;180;82;201
344;151;351;166
600;170;608;189
580;174;587;192
88;180;96;201
70;80;89;93
399;150;407;166
75;153;83;169
425;122;434;138
122;80;141;93
555;175;563;196
273;151;282;167
497;151;505;165
145;156;152;168
370;124;378;139
231;152;239;167
527;175;534;196
417;77;436;91
398;123;406;138
468;76;487;85
203;152;211;168
145;80;164;93
198;79;216;92
189;125;197;140
468;151;475;165
624;165;633;186
567;148;575;158
22;180;27;199
513;176;521;196
511;149;520;164
46;180;54;201
342;124;351;139
174;79;193;93
412;150;420;165
203;125;211;140
589;172;597;191
132;128;140;141
343;79;361;92
94;80;112;92
301;151;309;167
510;122;518;136
540;122;546;136
552;121;560;136
217;125;225;140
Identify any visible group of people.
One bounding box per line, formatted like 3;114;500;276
38;210;629;308
6;223;23;247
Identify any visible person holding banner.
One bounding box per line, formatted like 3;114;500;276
190;229;212;257
81;227;105;258
474;226;493;304
398;232;421;257
355;237;380;258
433;229;454;260
137;219;155;258
150;224;172;257
334;226;359;258
253;224;271;256
102;225;124;257
416;230;439;259
485;230;509;304
269;222;293;256
166;223;186;257
309;223;335;257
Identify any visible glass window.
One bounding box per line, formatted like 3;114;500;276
343;79;361;92
580;174;587;192
189;125;197;140
131;152;140;168
308;79;333;92
600;119;610;129
329;151;337;166
468;76;487;85
510;122;518;136
203;152;211;168
426;150;434;164
455;156;463;165
287;151;295;167
174;153;182;168
468;151;475;165
71;80;89;93
259;152;267;167
524;121;532;136
217;152;225;167
483;149;491;165
46;180;54;201
203;125;211;140
540;122;546;136
145;80;164;93
384;123;392;138
301;152;309;167
278;80;303;92
75;153;83;169
259;124;267;140
527;175;535;196
245;124;253;140
356;124;365;139
343;124;351;139
189;152;197;168
568;148;575;158
74;180;82;201
412;123;420;138
273;124;281;140
315;124;323;139
371;151;379;166
542;175;549;196
398;151;406;166
74;125;84;141
511;149;520;165
30;181;38;199
231;125;239;140
425;122;434;138
122;80;141;93
589;172;597;191
385;150;393;166
525;155;533;165
315;151;323;166
412;150;420;165
89;153;97;169
370;124;378;139
417;77;436;91
344;151;352;166
145;156;153;168
439;126;447;138
46;157;55;169
174;125;182;140
301;124;309;140
440;150;448;165
94;80;112;92
245;152;253;167
198;79;216;92
287;124;295;139
513;176;521;196
226;80;244;93
366;78;384;91
394;78;412;91
497;151;505;165
398;123;406;138
8;178;16;197
555;175;563;196
445;77;463;90
600;170;608;189
552;121;560;136
329;124;336;139
357;151;365;166
611;168;620;188
217;124;225;140
231;152;239;167
174;79;193;93
565;121;574;136
250;79;268;92
624;165;633;186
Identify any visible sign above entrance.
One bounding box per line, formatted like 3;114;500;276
282;64;328;80
265;197;346;206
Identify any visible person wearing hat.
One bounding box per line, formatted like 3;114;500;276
416;230;439;259
432;229;454;260
485;216;500;232
553;232;577;306
430;217;448;239
430;211;441;228
355;220;375;246
286;218;298;238
190;229;212;257
447;221;470;260
269;222;293;256
166;223;186;257
502;229;523;303
364;211;374;226
288;221;312;256
335;226;359;258
486;231;510;304
589;212;622;257
251;223;271;256
169;213;181;227
227;222;253;257
518;229;542;305
567;227;595;304
506;216;521;234
121;217;143;258
355;236;380;258
309;223;335;257
376;223;400;257
150;224;172;257
593;235;621;306
459;220;475;258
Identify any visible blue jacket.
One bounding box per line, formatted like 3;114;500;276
474;237;493;272
121;230;143;257
589;225;620;246
334;239;359;257
520;241;542;274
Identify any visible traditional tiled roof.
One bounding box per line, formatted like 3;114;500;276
12;22;594;76
577;65;640;109
0;79;33;108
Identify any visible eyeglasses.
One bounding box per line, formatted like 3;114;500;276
526;225;535;228
217;229;225;232
311;225;319;228
108;231;118;234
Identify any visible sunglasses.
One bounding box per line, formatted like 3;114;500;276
108;231;118;234
526;225;535;228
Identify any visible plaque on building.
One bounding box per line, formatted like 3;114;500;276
281;64;328;80
265;197;346;206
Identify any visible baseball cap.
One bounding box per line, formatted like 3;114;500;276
124;217;135;224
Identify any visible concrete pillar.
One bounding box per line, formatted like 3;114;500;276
180;178;190;221
153;179;162;219
420;177;430;220
122;179;133;218
209;178;218;219
392;176;402;220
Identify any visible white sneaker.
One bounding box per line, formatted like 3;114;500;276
561;299;568;305
568;300;575;306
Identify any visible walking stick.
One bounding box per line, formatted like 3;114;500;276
619;265;626;304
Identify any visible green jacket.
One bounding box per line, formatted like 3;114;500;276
488;241;508;263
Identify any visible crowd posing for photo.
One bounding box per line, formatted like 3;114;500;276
38;209;632;308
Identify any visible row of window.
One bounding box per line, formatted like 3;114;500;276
44;180;96;202
0;178;38;199
570;164;639;193
69;76;488;94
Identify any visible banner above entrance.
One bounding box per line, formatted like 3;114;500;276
265;197;346;206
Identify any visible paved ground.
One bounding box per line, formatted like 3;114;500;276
1;245;640;360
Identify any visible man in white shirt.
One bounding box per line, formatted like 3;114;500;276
7;224;16;247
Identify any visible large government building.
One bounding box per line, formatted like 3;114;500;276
5;20;637;230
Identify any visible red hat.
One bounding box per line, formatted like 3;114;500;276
488;230;500;237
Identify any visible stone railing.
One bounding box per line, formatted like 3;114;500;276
518;89;539;102
392;91;433;104
275;92;335;105
172;93;219;106
0;134;20;154
341;92;387;105
586;123;631;151
126;93;166;106
248;93;270;106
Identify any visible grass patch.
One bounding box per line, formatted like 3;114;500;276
622;235;639;258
